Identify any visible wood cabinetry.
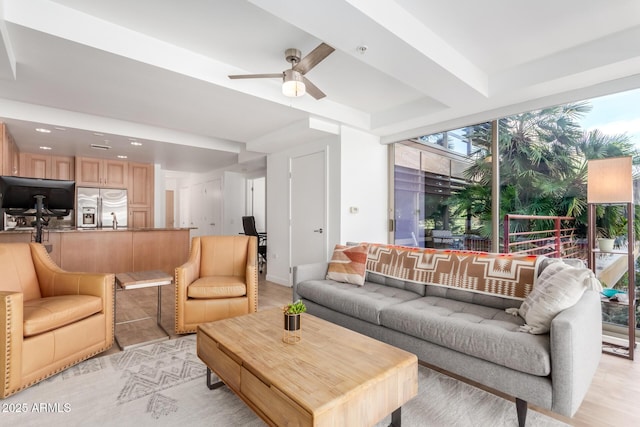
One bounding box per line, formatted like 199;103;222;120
59;230;134;273
51;156;75;180
75;157;154;227
1;123;19;176
0;229;189;276
19;153;74;179
75;157;128;188
128;162;154;228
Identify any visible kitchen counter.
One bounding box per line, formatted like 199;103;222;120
0;227;191;275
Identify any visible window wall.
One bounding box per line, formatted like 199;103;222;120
393;126;486;250
392;88;640;343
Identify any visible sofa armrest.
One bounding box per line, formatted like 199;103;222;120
0;291;24;398
175;241;202;301
30;241;114;302
549;289;602;417
292;262;329;301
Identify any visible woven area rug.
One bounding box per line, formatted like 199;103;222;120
3;336;568;426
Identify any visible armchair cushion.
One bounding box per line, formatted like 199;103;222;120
187;277;247;299
23;295;103;337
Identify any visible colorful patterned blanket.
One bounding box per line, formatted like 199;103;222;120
366;244;539;300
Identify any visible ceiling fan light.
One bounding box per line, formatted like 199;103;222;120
282;69;306;97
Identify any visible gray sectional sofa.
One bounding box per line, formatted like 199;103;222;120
292;244;602;427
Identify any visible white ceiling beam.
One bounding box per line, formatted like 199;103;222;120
3;0;371;131
0;98;241;153
250;0;488;107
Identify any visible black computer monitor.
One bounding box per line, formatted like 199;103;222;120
0;176;75;215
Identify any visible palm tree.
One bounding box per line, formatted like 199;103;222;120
448;101;639;239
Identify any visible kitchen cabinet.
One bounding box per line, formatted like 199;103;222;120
129;207;151;228
1;123;19;176
75;157;128;188
20;153;50;178
19;153;75;179
52;156;75;180
128;162;154;228
59;230;134;273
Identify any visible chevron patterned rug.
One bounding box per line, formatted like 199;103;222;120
2;336;568;426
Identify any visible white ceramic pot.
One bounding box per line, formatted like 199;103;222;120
597;238;615;252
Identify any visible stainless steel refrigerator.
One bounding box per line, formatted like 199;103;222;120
77;187;128;228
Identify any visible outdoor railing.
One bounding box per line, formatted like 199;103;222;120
503;214;586;260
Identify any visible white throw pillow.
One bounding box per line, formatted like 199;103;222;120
507;261;602;334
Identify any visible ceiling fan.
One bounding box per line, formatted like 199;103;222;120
228;43;335;99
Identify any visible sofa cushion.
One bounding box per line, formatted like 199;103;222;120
188;276;247;299
380;297;551;376
366;271;426;296
296;279;421;325
326;244;368;285
512;260;601;334
23;295;103;337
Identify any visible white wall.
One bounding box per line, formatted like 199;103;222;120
339;126;388;244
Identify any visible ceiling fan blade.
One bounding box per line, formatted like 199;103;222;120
228;73;282;79
302;76;326;100
294;43;335;75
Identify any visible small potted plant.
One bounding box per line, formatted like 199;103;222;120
597;206;627;252
282;300;306;343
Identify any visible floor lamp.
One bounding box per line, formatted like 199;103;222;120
587;157;635;359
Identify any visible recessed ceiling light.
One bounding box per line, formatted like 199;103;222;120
35;128;51;133
93;132;104;136
130;141;143;146
117;155;128;159
39;146;52;150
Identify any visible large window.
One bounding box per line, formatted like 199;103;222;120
393;132;481;249
392;88;640;338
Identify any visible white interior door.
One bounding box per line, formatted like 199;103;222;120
202;179;222;235
291;151;326;267
189;183;204;236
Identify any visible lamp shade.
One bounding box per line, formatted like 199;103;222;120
282;69;305;97
587;157;633;203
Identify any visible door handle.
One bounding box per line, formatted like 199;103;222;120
313;228;323;234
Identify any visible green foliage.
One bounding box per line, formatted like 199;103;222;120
283;300;306;314
447;100;640;239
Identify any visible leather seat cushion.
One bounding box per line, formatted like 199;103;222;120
188;276;247;299
23;295;103;337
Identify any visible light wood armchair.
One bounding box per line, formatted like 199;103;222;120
0;243;114;398
175;235;258;334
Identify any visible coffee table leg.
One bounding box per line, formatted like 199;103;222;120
206;367;225;390
389;407;401;427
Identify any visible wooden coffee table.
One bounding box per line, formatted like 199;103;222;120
197;308;418;426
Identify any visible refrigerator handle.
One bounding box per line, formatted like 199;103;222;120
98;197;102;228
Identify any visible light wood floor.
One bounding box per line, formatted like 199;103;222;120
110;274;639;426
